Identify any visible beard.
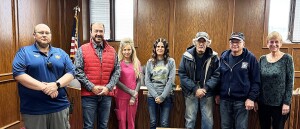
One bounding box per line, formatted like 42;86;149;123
36;41;50;48
93;35;104;43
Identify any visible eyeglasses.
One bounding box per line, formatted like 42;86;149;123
93;30;104;33
230;41;242;44
268;40;280;44
35;31;51;35
196;41;208;44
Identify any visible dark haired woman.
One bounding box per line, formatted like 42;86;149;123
145;38;176;129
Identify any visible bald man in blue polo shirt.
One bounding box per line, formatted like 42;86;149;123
12;24;75;129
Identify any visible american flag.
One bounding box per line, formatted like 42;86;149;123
70;6;80;60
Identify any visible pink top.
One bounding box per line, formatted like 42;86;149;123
115;61;138;99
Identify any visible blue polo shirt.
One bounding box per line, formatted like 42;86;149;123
12;43;75;115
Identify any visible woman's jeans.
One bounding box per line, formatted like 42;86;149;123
147;96;173;129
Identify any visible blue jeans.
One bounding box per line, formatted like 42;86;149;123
147;96;173;129
220;99;248;129
184;95;214;129
82;96;112;129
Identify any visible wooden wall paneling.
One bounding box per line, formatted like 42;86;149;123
296;95;300;129
0;0;20;128
169;91;185;128
261;48;271;56
233;0;265;58
133;0;138;47
107;41;120;51
47;0;60;48
135;0;170;65
248;110;260;129
67;87;83;129
48;0;61;48
0;82;20;128
213;105;221;129
61;0;68;52
60;0;79;54
295;71;300;89
0;0;15;74
79;0;90;44
168;0;175;58
292;48;300;89
173;0;231;67
173;0;232;85
0;74;14;83
292;48;300;72
59;0;66;53
279;48;289;53
108;100;118;129
17;0;49;47
262;0;270;46
135;90;150;129
289;95;300;129
225;0;235;50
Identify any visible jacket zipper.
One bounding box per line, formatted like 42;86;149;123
201;57;211;86
223;58;244;96
100;51;103;85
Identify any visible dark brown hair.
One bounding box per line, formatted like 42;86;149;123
152;38;170;66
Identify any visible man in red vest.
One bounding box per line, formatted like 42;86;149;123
74;22;120;129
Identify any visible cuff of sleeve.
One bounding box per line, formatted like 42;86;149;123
283;101;291;105
130;90;136;97
159;96;165;102
105;85;113;91
248;96;256;102
86;82;95;92
193;86;198;93
130;97;136;101
204;85;209;91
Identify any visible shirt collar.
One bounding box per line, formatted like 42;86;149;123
92;40;104;49
33;42;53;55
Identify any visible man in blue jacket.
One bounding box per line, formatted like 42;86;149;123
218;32;260;129
178;32;220;129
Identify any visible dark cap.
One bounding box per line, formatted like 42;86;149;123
229;32;245;41
194;32;210;41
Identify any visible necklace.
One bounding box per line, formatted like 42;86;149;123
124;59;131;63
123;60;131;67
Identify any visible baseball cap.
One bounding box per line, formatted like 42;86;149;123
229;32;245;41
194;32;210;41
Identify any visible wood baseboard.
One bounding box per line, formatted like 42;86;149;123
0;121;21;129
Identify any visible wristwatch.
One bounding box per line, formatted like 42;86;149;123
56;82;61;88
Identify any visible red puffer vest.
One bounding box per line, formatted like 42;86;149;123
81;40;116;96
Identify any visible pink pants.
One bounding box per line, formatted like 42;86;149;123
115;98;138;129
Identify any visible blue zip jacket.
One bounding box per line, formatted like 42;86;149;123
178;46;219;97
219;48;260;101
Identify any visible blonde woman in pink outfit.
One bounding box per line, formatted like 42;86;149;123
115;38;141;129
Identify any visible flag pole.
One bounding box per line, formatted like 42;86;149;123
74;6;80;44
70;6;80;62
